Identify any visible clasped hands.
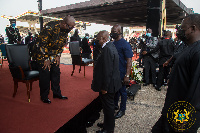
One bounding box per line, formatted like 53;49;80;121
101;76;129;95
42;56;60;71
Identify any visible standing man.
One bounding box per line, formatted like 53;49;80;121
91;31;122;133
6;19;21;44
141;28;158;87
152;14;200;133
143;31;175;91
36;15;75;104
111;24;133;119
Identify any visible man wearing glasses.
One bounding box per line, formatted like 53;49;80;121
35;15;75;104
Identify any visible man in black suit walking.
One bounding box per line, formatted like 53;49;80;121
91;31;122;133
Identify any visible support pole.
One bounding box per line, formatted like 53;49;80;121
38;0;43;32
146;0;161;37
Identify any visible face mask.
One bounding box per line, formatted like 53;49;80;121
94;40;101;48
86;36;89;39
12;23;16;27
65;29;71;33
110;33;119;39
146;33;151;37
177;29;187;43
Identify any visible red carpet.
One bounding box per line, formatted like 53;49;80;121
0;62;98;133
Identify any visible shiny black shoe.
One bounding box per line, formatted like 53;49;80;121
155;86;161;91
153;84;156;87
41;98;51;104
96;129;113;133
97;123;104;128
115;110;125;119
143;83;149;86
53;94;68;99
115;105;119;110
156;87;161;91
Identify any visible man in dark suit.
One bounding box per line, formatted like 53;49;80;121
91;31;122;133
6;19;21;44
143;31;175;91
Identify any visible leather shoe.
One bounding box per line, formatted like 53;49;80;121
153;84;156;87
143;83;149;86
41;98;51;104
115;105;119;110
115;110;125;119
97;123;104;128
155;86;161;91
53;94;68;99
96;129;113;133
156;87;161;91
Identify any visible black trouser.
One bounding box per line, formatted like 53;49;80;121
38;63;62;100
156;65;170;88
99;92;115;132
144;56;156;84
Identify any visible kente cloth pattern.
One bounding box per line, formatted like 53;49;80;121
35;21;68;64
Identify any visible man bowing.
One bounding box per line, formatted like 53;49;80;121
91;31;122;133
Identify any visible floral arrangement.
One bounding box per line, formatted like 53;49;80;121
130;61;143;84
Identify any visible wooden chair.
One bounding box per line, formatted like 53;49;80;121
69;42;93;77
6;44;39;102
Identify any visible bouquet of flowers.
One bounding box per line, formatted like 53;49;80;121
130;61;143;84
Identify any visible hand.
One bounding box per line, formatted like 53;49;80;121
42;60;51;71
17;41;21;44
163;61;169;67
55;56;60;66
101;90;107;94
123;76;129;85
142;51;147;55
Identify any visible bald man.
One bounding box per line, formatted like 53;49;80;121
111;24;133;119
35;15;75;103
152;14;200;133
92;31;122;133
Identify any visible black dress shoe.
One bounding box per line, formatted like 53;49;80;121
155;86;161;91
115;105;119;110
115;110;125;119
143;83;149;86
156;87;161;91
96;129;113;133
153;84;156;87
53;94;68;99
41;98;51;104
97;123;104;128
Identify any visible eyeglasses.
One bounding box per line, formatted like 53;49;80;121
66;23;74;30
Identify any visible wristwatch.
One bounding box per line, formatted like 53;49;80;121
125;75;130;78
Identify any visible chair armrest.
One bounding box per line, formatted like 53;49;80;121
9;65;25;80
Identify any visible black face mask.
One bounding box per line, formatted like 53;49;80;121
60;28;71;33
110;33;119;39
177;29;187;43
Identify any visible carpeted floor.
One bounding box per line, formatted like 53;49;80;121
0;61;98;133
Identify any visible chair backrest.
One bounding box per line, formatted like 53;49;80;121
6;44;30;71
0;44;7;57
69;41;80;55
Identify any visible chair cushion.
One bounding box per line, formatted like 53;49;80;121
82;58;93;64
24;70;39;80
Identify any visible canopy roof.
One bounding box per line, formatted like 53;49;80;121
41;0;194;27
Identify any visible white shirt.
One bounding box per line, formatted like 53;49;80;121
102;40;110;48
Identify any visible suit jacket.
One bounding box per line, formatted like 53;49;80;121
91;41;122;93
148;39;175;65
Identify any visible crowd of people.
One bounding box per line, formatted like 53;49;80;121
2;13;200;133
